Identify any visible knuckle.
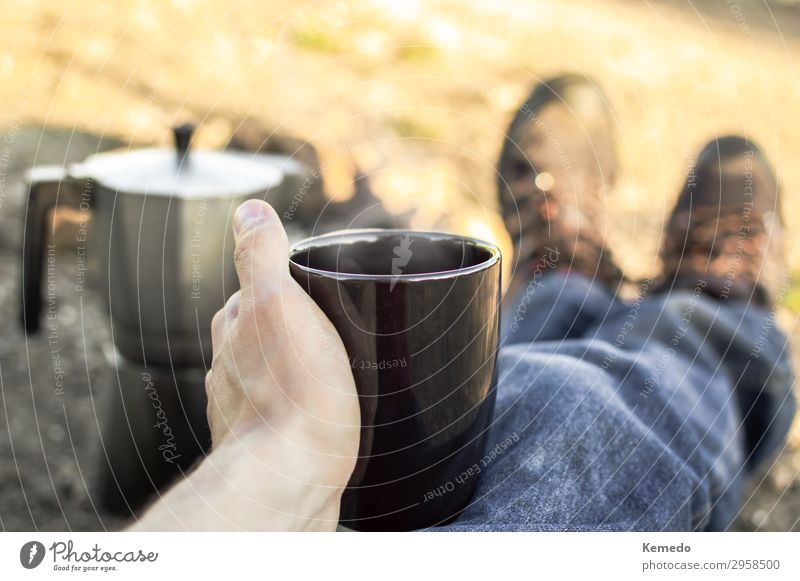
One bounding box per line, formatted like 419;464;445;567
233;233;253;271
204;370;213;395
212;300;240;336
237;285;287;337
211;307;225;331
253;282;288;319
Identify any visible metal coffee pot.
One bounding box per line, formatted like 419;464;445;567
20;124;312;366
19;124;316;513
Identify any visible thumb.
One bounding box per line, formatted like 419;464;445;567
232;199;290;301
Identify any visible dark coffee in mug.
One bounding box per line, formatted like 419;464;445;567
289;230;501;531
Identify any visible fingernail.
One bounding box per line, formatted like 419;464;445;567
234;200;266;236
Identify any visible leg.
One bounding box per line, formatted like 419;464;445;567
451;87;796;531
502;270;621;344
497;74;627;345
441;287;794;531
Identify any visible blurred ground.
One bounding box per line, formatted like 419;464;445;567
0;0;798;530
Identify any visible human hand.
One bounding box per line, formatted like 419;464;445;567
136;200;359;531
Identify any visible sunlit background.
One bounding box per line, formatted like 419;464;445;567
1;0;798;530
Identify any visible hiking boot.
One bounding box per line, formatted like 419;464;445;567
656;136;785;307
497;74;623;290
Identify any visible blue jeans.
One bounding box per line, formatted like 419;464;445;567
438;272;796;531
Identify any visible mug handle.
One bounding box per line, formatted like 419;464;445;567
20;166;89;333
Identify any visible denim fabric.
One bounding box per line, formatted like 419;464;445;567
437;272;796;531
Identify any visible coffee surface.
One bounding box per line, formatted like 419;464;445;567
291;233;493;276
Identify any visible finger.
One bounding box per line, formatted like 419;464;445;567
204;368;216;421
211;291;241;352
232;200;290;303
204;368;213;400
226;290;241;319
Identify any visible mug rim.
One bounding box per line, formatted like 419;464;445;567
288;228;501;283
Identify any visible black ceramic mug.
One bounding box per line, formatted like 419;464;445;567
288;229;501;531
